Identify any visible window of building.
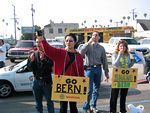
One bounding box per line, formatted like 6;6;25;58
58;28;62;33
49;28;53;33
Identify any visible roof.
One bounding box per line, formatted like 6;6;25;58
137;19;150;30
44;24;51;27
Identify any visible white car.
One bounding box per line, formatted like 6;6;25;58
0;60;33;98
138;38;150;50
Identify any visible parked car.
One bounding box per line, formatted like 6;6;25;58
50;42;64;48
138;38;150;49
46;39;61;44
101;37;150;58
8;40;37;62
0;60;33;98
5;43;10;57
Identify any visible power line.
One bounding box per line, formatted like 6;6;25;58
130;8;137;20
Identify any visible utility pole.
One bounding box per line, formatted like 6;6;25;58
114;22;121;27
130;8;137;20
31;4;35;40
12;5;18;44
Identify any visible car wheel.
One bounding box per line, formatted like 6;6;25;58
10;58;15;63
0;81;13;98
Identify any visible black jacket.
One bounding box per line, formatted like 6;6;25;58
27;51;54;83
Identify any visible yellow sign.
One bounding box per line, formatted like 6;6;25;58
112;67;138;88
52;75;89;102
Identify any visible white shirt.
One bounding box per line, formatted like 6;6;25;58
0;44;6;62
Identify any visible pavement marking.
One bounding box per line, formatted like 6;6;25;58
28;100;150;113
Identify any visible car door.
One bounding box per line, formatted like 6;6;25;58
14;65;33;91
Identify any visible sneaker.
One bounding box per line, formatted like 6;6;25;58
90;107;99;113
83;109;88;113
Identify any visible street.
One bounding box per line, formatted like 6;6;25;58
0;58;150;113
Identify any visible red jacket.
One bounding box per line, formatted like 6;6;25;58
41;39;84;77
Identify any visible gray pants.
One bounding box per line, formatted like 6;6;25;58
0;61;5;68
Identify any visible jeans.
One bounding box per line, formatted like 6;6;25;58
60;101;78;113
32;79;54;113
0;61;5;68
110;88;128;113
83;66;102;110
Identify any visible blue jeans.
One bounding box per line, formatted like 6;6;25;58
83;66;102;110
32;79;54;113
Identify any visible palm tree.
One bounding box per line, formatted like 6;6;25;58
123;16;126;26
144;13;147;19
94;20;97;28
127;16;130;21
2;19;5;38
81;23;84;28
99;25;102;27
110;19;112;27
120;20;123;26
135;14;137;19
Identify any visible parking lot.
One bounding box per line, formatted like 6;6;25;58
0;58;150;113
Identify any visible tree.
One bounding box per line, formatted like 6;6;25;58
94;20;97;28
120;20;123;26
144;13;147;19
123;16;126;25
81;23;84;27
110;19;112;27
135;14;137;19
21;25;41;40
2;19;5;38
127;16;130;21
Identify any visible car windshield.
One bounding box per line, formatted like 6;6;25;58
121;39;139;45
16;42;33;47
143;40;150;44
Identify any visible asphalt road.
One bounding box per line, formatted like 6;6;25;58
0;58;150;113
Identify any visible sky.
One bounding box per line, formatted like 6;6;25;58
0;0;150;39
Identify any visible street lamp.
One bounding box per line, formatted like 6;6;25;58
31;4;35;40
12;4;17;44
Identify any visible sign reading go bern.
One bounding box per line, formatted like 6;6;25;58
52;75;89;102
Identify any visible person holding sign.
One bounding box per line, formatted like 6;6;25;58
110;40;135;113
27;38;54;113
36;33;84;113
80;31;109;113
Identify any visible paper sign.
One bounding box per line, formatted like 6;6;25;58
52;75;89;102
112;67;138;88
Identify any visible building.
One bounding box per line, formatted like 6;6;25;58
127;19;150;38
44;21;79;39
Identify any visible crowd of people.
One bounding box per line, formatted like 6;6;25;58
1;31;136;113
